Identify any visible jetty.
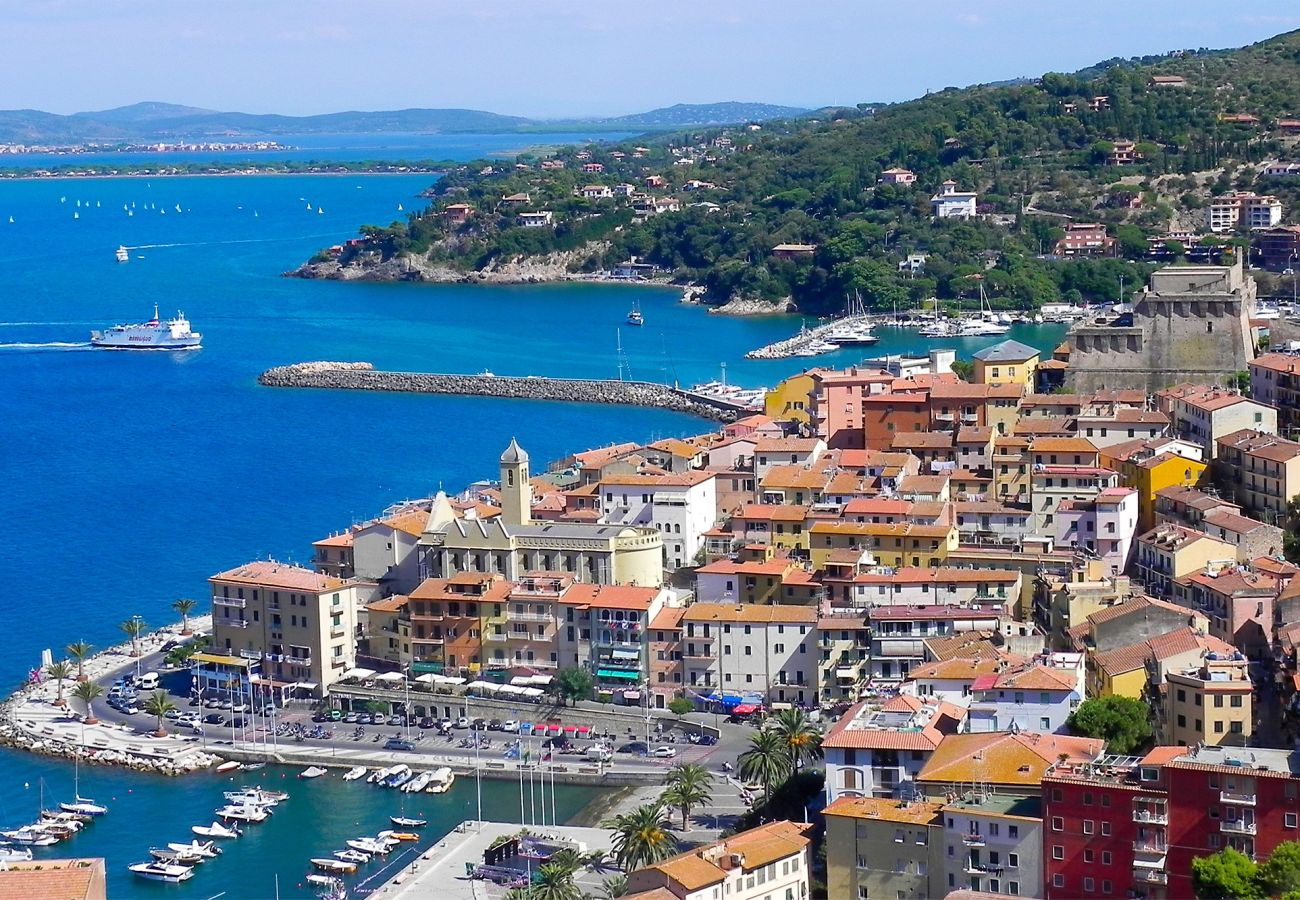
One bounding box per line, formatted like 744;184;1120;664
744;314;874;360
258;362;749;421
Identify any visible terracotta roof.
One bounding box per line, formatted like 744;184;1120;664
989;665;1077;691
908;656;1017;681
0;859;104;900
823;795;943;825
1030;437;1098;453
822;698;965;750
891;432;955;449
379;509;428;537
211;561;348;593
1084;594;1197;628
313;531;355;548
1092;626;1202;677
736;503;810;522
563;584;661;611
366;594;409;613
634;822;811;891
647;438;704;458
1217;429;1300;463
755;437;823;452
761;465;831;490
924;630;1002;661
601;471;716;487
1203;508;1273;535
1251;352;1300;375
681;603;816;624
918;732;1104;787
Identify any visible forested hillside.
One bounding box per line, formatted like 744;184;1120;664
319;30;1300;314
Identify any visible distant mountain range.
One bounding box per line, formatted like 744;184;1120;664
0;100;811;144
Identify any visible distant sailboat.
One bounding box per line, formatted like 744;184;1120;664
253;211;259;217
306;203;312;211
397;203;404;211
7;216;13;224
175;204;182;213
127;210;134;217
75;200;81;208
96;201;101;208
317;207;323;215
59;196;66;204
73;211;79;220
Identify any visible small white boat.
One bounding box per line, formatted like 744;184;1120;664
342;766;368;782
0;843;33;862
381;764;411;788
193;821;241;839
390;816;426;828
115;246;130;263
367;766;394;785
425;767;455;794
215;804;269;823
379;829;418;842
150;846;206;864
312;858;356;873
335;848;371;864
215;761;242;774
306;873;343;888
223;787;287;805
168;840;221;858
300;766;329;779
346;837;393;855
401;771;432;793
2;828;58;846
129;861;194;883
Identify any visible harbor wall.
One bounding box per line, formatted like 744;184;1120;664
258;362;743;422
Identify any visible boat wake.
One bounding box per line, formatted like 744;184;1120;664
0;341;92;351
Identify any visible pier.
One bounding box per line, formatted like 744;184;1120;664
744;314;875;359
258;362;751;421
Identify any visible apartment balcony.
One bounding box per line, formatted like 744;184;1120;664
213;597;246;609
507;631;553;643
961;834;986;847
1132;842;1168;859
286;656;312;668
1222;820;1257;835
1132;810;1169;825
1133;869;1168;885
507;610;554;623
330;627;348;640
1220;790;1257;806
960;413;979;424
224;619;250;629
595;639;643;652
485;633;508;643
238;649;262;660
964;862;1002;876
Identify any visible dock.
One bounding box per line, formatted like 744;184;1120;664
258;362;751;422
744;315;875;359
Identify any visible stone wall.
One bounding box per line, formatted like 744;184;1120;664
259;362;742;422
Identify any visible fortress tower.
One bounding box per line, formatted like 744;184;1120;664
1067;259;1256;394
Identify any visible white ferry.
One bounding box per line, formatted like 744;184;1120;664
90;305;201;350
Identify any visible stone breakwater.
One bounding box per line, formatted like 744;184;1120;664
259;363;743;422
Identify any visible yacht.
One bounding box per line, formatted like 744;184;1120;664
150;846;207;865
390;816;427;827
311;858;357;874
425;767;455;794
167;840;221;858
401;771;433;793
215;804;269;823
335;848;372;864
115;246;129;263
128;861;195;883
90;305;201;350
954;317;1010;336
627;298;644;326
223;787;288;805
1;828;58;847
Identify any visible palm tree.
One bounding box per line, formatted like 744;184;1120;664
142;690;177;737
172;598;198;636
527;863;583;900
66;641;93;682
604;802;677;872
71;681;104;725
768;708;823;775
46;660;73;708
662;763;713;831
738;728;791;801
600;875;628;899
121;618;148;657
546;848;584;877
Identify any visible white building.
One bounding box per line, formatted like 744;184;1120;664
965;661;1084;734
352;507;427;594
753;437;826;481
868;605;1005;681
1054;486;1140;575
841;567;1021;611
624;821;812;900
517;211;554;227
679;604;818;706
599;471;717;569
1207;191;1283;232
931;181;978;219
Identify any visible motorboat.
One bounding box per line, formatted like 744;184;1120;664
115;246;129;263
215;761;242;774
804;340;840;355
32;820;79;840
59;797;107;817
380;764;411;788
311;858;356;874
300;766;329;779
1;828;59;846
401;771;432;793
342;766;368;782
216;804;269;823
150;846;206;865
346;837;394;855
193;821;241;839
380;829;418;842
42;809;91;824
128;861;194;883
223;787;287;806
0;843;33;862
335;849;371;864
425;767;455;794
168;840;221;858
390;816;427;828
367;766;394;785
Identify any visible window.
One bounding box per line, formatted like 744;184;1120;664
1009;882;1019;896
1102;851;1111;865
1084;877;1095;892
1288;813;1298;829
1100;821;1111;836
1051;817;1063;832
1008;825;1019;839
1102;881;1112;895
1053;875;1065;888
1083;820;1094;835
1052;845;1064;860
1008;853;1018;868
1084;849;1094;863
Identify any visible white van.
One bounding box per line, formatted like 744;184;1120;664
137;672;160;690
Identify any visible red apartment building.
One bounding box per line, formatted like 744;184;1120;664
1043;745;1300;899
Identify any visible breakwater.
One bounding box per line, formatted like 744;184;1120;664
745;315;874;359
258;362;746;422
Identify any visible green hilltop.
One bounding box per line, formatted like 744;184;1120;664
318;29;1300;314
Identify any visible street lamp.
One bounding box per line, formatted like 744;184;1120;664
132;615;143;681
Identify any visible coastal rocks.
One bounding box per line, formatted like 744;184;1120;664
709;295;797;316
287;244;609;285
259;363;741;422
0;720;222;775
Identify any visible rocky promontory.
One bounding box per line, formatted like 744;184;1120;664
259;363;744;421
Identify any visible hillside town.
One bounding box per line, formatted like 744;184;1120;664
182;258;1300;898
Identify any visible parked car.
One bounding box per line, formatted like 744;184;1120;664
618;742;648;755
487;718;502;731
328;709;344;721
500;720;520;733
388;715;403;727
343;712;359;724
419;716;436;730
455;717;470;729
203;713;225;725
384;738;415;751
651;746;677;758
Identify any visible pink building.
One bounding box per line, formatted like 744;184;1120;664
809;367;895;449
878;167;917;185
1055;486;1139;574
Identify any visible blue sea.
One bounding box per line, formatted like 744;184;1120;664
0;135;1066;895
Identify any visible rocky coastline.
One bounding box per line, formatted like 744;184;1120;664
258;363;744;421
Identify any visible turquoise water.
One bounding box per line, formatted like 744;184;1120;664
0;751;595;897
0;144;1066;895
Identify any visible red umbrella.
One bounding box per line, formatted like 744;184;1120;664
576;725;590;734
563;724;577;733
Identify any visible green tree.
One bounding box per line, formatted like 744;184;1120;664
1259;841;1300;897
365;699;389;716
551;668;594;707
66;641;93;682
1230;370;1250;393
121;618;148;657
950;359;975;382
600;875;628;899
768;708;823;775
71;681;104;724
1066;695;1154;754
667;697;694;717
172;598;198;636
662;763;713;831
46;660;73;708
1285;497;1300;564
142;690;177;736
1192;847;1262;899
738;728;791;800
604;802;677;872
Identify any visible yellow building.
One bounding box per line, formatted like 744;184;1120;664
1101;439;1206;532
764;370;819;425
1165;656;1254;747
971;339;1041;389
808;521;957;569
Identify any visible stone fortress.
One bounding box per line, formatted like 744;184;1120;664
1067;259;1257;393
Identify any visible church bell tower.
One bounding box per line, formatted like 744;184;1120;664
499;437;532;525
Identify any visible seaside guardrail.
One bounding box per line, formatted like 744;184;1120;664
258;362;747;422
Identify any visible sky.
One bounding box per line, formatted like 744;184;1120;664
3;1;1300;118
